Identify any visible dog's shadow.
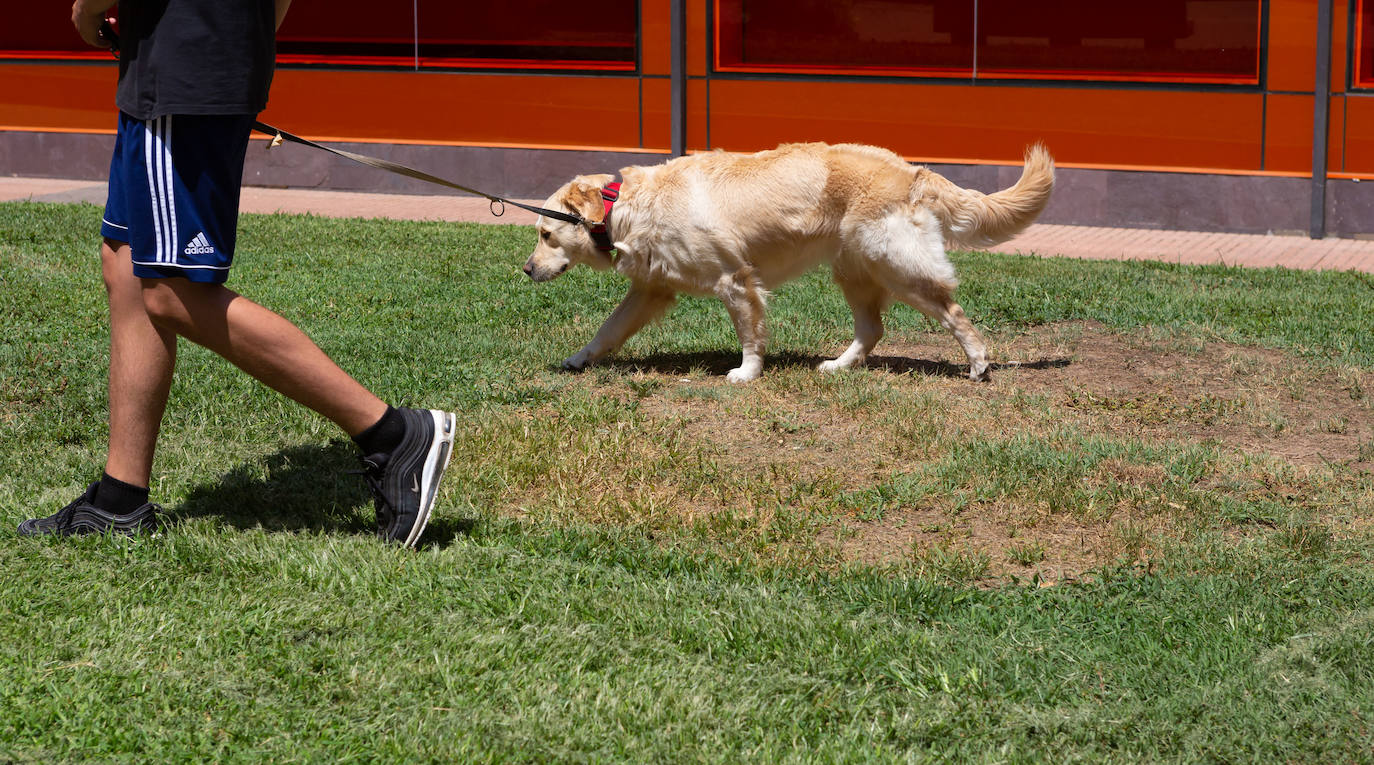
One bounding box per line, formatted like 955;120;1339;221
169;439;474;549
572;350;1072;380
868;354;1073;377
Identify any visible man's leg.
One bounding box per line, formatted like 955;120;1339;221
102;238;176;488
129;109;452;546
24;110;453;546
139;278;454;547
16;237;170;537
138;278;387;436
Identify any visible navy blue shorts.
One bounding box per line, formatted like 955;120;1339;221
101;112;254;284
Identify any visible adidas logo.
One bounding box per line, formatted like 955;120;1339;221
184;232;215;255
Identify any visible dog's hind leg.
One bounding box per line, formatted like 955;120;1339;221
714;268;769;383
898;282;990;381
820;260;888;373
562;285;676;370
861;209;990;381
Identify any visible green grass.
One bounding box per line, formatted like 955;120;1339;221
2;201;1373;762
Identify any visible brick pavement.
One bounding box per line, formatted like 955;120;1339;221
3;175;1371;273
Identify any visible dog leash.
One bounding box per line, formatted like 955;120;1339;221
246;122;588;225
97;22;595;230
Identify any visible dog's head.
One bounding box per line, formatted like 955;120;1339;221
523;173;617;282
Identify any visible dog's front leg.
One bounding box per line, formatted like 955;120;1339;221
715;270;768;383
562;285;675;370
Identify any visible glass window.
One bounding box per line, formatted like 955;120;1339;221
277;1;637;71
416;3;636;70
1;3;637;72
716;0;1260;84
1357;0;1374;88
3;7;109;60
975;0;1259;83
276;4;417;67
717;0;973;76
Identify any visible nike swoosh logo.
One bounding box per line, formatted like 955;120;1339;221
411;475;420;494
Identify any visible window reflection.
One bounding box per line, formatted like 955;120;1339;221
277;1;637;70
1357;0;1374;88
716;0;1260;84
0;2;638;71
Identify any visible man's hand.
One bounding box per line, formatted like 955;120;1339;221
72;0;119;48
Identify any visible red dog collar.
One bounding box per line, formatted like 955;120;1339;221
588;182;621;252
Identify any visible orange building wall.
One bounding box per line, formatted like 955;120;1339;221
2;1;1373;179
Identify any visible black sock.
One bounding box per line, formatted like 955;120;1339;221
94;473;151;515
352;406;405;457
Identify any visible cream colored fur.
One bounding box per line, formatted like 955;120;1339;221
523;142;1054;382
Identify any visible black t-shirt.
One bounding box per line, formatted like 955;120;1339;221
115;0;277;120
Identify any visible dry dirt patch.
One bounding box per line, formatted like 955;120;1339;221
502;322;1372;581
976;321;1373;468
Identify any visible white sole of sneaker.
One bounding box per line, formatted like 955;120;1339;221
405;409;457;547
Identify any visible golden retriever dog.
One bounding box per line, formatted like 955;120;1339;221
523;142;1054;382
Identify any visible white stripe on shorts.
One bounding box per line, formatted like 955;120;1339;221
143;118;165;263
146;116;180;264
162;116;178;263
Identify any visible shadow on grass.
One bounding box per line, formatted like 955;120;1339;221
563;350;1073;380
869;355;1073;377
556;350;742;377
169;439;474;548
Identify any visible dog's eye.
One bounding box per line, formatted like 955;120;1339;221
540;231;551;241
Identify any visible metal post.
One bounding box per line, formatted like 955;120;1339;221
1310;0;1333;239
670;0;687;158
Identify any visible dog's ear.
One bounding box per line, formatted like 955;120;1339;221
563;173;617;223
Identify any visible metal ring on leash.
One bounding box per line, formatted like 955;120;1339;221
490;199;505;217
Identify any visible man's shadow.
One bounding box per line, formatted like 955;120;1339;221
169;439;473;548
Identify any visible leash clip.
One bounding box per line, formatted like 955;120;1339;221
490;198;505;217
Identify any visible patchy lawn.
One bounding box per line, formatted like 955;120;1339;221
460;321;1372;583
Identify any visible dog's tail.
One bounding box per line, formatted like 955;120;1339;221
919;144;1055;250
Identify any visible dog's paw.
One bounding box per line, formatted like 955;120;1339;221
969;362;991;382
726;367;760;384
561;354;590;371
818;359;850;374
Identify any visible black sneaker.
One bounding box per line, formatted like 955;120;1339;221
356;408;457;547
18;482;161;537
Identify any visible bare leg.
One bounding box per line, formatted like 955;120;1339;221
820;261;888;373
562;285;676;370
715;269;768;383
102;239;176;487
140;279;388;436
